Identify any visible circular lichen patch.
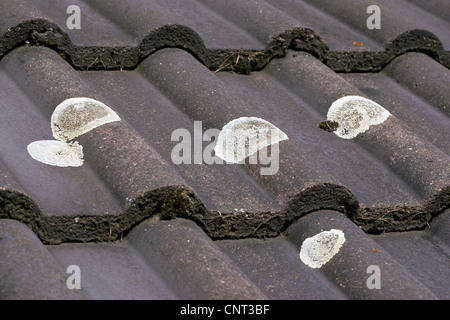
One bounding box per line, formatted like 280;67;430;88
213;117;288;163
27;140;84;167
51;97;120;141
327;96;391;139
299;229;346;268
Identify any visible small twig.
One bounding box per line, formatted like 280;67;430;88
88;52;108;70
214;52;237;73
208;213;239;223
87;56;99;71
253;214;283;235
376;217;395;226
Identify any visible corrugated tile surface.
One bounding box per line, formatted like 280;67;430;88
0;0;449;300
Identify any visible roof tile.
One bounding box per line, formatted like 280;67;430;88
0;0;449;300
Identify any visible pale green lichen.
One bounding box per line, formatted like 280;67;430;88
214;117;288;163
27;140;84;167
327;96;391;139
51;97;120;141
28;97;120;167
299;229;346;268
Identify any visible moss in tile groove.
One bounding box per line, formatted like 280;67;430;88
1;184;448;244
0;19;448;73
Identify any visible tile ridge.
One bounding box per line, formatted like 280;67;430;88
1;19;448;73
1;183;448;244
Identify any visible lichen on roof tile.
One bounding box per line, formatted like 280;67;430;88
0;0;449;301
299;229;346;269
51;97;120;142
214;116;288;164
27;140;84;167
27;97;120;167
327;95;391;139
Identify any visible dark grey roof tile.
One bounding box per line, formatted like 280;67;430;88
127;217;268;300
284;210;440;299
301;0;450;49
81;66;281;213
261;0;384;51
382;52;450;117
3;0;448;72
371;209;450;299
266;51;447;204
87;0;263;49
0;0;134;47
198;0;303;45
0;219;85;299
138;48;340;206
0;55;123;216
0;0;449;300
1;46;188;214
0;44;447;238
48;239;178;300
406;0;450;22
216;231;349;300
357;116;449;200
342;59;450;154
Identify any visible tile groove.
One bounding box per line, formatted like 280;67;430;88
1;183;448;244
1;19;448;73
